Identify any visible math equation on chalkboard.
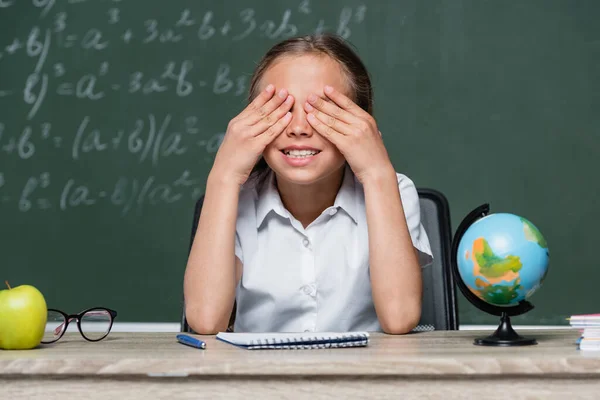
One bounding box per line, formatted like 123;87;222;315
0;0;370;216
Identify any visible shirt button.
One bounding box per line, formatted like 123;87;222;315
302;238;310;248
303;285;312;295
329;208;338;216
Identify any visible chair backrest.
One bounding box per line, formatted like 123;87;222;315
181;188;458;332
414;188;459;331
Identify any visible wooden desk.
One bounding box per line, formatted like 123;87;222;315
1;330;599;399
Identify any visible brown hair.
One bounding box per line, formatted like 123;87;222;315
247;33;374;184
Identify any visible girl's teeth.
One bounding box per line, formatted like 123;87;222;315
285;149;318;158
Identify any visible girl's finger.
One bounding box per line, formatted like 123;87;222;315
236;84;276;121
308;109;354;136
306;113;345;150
244;88;289;126
323;85;371;119
304;93;355;125
249;95;294;136
259;112;293;145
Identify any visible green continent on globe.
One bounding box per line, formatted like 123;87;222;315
521;218;548;249
473;237;522;278
468;237;523;305
474;277;521;304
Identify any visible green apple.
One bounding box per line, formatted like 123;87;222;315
0;281;47;350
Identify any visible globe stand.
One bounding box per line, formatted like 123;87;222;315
474;312;537;346
452;204;539;347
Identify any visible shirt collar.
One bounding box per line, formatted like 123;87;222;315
332;164;358;224
255;171;288;228
255;165;358;228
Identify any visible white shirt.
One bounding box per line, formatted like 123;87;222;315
233;165;433;333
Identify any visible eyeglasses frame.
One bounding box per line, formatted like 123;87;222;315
41;307;118;344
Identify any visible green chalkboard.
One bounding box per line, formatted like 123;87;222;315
1;0;598;325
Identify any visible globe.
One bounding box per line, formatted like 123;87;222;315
457;213;549;307
451;204;550;346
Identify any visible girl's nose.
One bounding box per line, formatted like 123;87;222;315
285;106;313;138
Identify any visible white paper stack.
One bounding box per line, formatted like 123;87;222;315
569;314;600;351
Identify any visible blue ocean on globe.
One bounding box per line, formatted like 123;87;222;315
456;213;549;306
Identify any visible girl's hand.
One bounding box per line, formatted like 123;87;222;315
211;84;294;186
304;86;394;184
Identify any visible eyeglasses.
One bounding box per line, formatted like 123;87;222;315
42;307;118;344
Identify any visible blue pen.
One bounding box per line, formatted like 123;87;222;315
176;334;207;349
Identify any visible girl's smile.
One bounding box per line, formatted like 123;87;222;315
280;145;322;167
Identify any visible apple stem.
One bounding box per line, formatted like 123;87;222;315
4;281;10;290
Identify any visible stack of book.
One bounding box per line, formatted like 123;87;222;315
569;314;600;351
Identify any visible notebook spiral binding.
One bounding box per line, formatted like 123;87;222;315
247;333;370;350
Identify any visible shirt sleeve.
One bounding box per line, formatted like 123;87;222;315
397;174;434;268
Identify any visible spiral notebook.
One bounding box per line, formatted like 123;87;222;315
216;331;370;350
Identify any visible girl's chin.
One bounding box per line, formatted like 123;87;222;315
271;168;325;185
269;165;346;186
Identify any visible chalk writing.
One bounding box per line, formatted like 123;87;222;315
4;170;204;215
0;0;368;217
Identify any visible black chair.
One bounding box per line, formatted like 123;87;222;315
181;188;458;333
413;188;459;331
